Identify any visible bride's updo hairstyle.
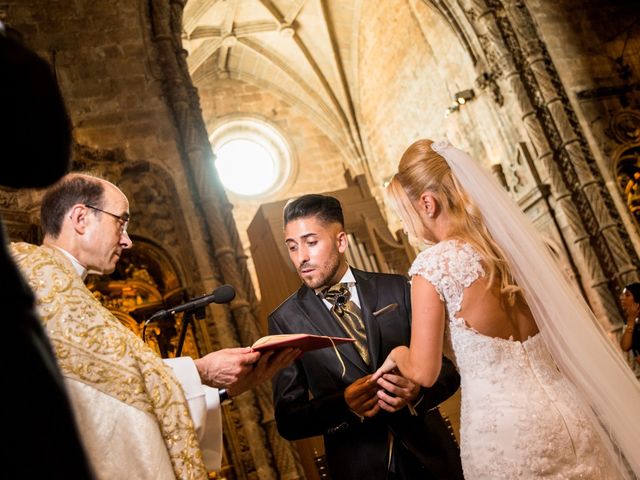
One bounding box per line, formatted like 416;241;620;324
387;138;520;300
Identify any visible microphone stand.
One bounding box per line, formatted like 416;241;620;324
143;307;199;358
175;306;205;357
175;310;193;357
144;284;235;356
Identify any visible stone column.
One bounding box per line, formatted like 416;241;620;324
456;0;639;326
147;0;305;478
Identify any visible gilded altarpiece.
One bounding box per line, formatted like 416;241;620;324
608;109;640;233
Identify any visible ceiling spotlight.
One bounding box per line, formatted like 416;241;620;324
444;103;460;117
454;89;475;105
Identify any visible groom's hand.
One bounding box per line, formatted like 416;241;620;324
344;375;380;418
375;371;420;413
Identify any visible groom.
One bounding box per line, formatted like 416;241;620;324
269;194;463;479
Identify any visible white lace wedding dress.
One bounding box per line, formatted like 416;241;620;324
411;239;619;479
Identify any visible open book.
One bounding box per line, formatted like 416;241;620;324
251;333;355;353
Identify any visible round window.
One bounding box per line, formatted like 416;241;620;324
210;118;292;197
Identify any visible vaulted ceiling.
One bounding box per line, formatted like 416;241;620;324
182;0;366;168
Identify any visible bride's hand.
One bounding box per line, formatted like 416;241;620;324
370;353;397;382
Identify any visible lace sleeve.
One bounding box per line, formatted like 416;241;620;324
408;240;484;316
408;244;447;302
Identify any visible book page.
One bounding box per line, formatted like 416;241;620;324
251;333;307;348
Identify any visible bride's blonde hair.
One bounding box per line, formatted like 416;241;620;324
387;139;520;300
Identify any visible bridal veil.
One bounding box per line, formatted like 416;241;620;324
431;139;640;478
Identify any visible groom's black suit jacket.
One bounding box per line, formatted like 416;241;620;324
269;268;463;480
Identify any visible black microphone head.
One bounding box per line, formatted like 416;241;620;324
213;284;235;303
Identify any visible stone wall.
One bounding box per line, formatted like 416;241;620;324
194;74;349;297
3;0;219;297
355;0;523;231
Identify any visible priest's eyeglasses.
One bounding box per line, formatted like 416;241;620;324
85;204;130;234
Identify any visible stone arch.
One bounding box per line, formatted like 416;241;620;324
71;143;205;296
72;143;241;357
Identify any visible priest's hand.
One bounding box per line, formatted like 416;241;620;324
194;347;260;389
226;347;300;396
195;347;299;395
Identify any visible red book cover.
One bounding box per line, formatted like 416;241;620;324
251;333;355;353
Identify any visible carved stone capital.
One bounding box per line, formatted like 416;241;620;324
610;109;640;145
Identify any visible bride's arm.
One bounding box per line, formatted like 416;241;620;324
372;275;446;387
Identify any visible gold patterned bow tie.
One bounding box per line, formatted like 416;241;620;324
322;283;370;365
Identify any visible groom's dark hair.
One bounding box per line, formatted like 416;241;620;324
283;194;344;228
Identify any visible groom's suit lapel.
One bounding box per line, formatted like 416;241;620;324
353;268;383;371
297;285;369;375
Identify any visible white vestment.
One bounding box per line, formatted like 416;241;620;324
12;243;223;479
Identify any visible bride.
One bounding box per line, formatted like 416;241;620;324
371;139;640;479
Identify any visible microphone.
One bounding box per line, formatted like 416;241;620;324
146;284;236;323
